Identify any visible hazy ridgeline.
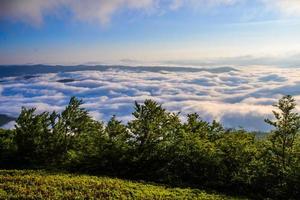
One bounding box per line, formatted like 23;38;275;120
0;95;299;199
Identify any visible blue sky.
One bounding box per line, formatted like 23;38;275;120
1;0;300;65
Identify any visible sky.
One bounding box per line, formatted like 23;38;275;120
1;0;300;65
1;1;300;131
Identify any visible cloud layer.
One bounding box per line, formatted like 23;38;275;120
1;66;300;131
1;0;300;26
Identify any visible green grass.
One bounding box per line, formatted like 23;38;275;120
0;170;242;200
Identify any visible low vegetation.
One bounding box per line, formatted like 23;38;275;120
0;170;238;200
0;95;299;199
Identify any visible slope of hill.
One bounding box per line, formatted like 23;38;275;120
0;170;241;200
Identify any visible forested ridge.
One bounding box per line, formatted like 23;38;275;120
0;95;299;199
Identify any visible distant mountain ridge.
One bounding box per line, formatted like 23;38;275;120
0;114;15;127
0;65;237;78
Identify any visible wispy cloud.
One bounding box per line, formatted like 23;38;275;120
0;0;157;26
264;0;300;16
1;0;299;26
169;0;239;10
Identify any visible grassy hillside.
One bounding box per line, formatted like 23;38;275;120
0;170;241;200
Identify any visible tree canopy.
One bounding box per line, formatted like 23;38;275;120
0;95;299;199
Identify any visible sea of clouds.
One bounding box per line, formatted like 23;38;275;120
0;66;300;131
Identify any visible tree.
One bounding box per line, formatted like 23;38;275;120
208;120;225;141
56;97;92;137
2;95;300;199
184;113;210;138
215;130;258;192
184;113;224;141
265;95;300;171
127;100;180;179
101;116;130;174
0;129;16;167
54;97;104;169
14;108;58;166
128;100;171;152
106;115;129;142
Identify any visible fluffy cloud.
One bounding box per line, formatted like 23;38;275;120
0;0;157;25
2;0;298;26
0;66;300;131
67;0;156;25
264;0;300;16
0;0;61;25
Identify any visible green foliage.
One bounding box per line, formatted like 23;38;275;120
53;97;105;170
97;116;130;175
14;108;59;166
13;97;105;169
265;95;300;170
215;131;258;188
56;97;93;137
263;95;300;197
127;100;183;179
0;95;299;199
0;170;239;200
0;129;16;167
128;100;172;151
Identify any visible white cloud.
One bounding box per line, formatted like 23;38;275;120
67;0;156;25
264;0;300;16
0;66;300;131
169;0;183;10
3;0;297;26
0;0;158;26
0;0;62;26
